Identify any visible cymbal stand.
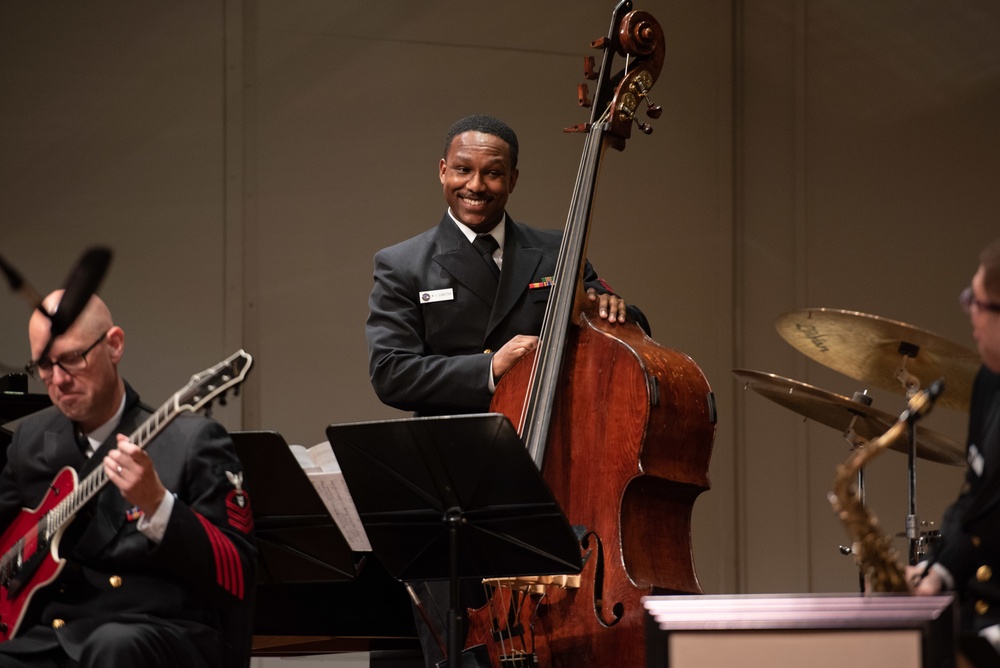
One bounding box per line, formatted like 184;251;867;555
905;415;922;565
893;344;922;565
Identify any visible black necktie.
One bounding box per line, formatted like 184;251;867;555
75;426;91;455
472;235;501;280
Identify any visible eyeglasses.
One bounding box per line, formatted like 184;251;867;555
960;286;1000;315
25;331;108;381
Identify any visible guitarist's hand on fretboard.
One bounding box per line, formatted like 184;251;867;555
105;435;167;517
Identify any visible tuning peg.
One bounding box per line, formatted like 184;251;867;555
563;123;590;134
218;392;228;407
577;83;592;108
204;402;213;418
630;73;662;119
583;56;598;81
617;95;654;135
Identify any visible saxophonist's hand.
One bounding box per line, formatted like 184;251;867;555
906;563;942;595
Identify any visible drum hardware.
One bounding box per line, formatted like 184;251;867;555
734;366;965;587
770;308;978;573
897;523;940;563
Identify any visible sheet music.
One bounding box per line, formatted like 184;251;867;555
288;444;321;473
288;440;372;551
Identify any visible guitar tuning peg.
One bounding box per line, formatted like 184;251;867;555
218;392;228;407
204;402;214;418
646;103;663;119
583;56;598;81
577;83;592;108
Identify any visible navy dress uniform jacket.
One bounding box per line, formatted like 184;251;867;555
366;214;606;415
934;367;1000;632
0;381;256;666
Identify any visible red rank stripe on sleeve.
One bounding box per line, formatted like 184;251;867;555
194;511;246;599
226;490;254;534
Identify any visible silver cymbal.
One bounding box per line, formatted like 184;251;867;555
733;369;965;466
775;308;980;412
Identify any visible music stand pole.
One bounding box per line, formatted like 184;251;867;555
447;508;462;668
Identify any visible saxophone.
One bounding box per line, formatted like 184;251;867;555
828;381;943;593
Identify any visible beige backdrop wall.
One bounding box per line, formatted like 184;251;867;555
1;0;998;606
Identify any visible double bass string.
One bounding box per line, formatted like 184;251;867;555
477;580;533;662
493;127;609;663
519;124;608;468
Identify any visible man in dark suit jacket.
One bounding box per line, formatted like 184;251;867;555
366;114;633;417
366;115;639;667
909;237;1000;666
0;291;256;668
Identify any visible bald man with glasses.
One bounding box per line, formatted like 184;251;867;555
0;291;256;668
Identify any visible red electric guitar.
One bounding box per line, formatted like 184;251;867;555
0;349;253;641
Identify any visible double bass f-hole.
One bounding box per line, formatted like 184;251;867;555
582;530;624;628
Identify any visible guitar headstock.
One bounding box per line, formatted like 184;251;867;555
567;1;665;150
176;349;253;414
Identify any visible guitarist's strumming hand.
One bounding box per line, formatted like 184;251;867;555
105;434;167;516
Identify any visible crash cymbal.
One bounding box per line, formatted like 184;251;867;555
733;369;965;466
774;308;980;412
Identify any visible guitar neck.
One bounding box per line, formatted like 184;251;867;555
51;391;186;536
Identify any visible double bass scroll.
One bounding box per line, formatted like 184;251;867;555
469;3;718;667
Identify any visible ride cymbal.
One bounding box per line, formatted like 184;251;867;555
774;308;979;412
733;369;965;466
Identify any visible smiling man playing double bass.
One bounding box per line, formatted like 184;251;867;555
366;114;642;419
365;114;642;667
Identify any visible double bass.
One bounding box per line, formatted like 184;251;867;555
466;2;717;666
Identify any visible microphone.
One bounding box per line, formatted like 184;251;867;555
2;247;114;364
46;247;113;340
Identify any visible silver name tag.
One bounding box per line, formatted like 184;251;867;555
419;288;454;304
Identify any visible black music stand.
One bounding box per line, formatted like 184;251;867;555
326;413;582;668
231;430;357;584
